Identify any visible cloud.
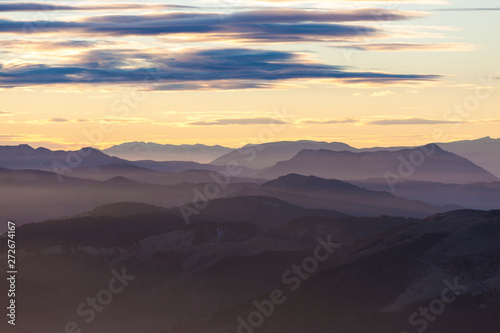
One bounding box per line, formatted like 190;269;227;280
186;117;290;126
470;118;500;124
367;117;463;125
48;117;69;122
0;111;13;116
297;116;487;126
436;8;500;12
0;47;440;89
332;42;474;51
0;3;192;12
300;118;358;124
6;117;151;125
1;40;106;51
0;8;424;43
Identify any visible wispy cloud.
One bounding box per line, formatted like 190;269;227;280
298;116;480;126
331;42;474;52
299;118;358;124
186;117;290;126
0;3;193;12
367;117;463;125
436;7;500;12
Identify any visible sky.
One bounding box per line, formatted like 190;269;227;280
0;0;499;149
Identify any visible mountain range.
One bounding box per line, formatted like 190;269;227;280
0;139;499;229
0;137;499;333
103;142;234;163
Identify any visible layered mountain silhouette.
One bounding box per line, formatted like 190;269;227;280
1;138;499;333
258;144;498;184
210;137;500;178
67;163;256;185
0;168;255;228
234;174;458;218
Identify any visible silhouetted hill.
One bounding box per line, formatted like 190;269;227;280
78;202;168;218
173;195;349;226
12;211;187;249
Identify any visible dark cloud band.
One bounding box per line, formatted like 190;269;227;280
0;48;440;89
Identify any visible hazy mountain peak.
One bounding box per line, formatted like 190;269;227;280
212;140;357;169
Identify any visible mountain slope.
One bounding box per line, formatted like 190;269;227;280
352;178;500;211
437;136;500;178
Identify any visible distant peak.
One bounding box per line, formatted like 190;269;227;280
422;143;445;152
17;144;34;150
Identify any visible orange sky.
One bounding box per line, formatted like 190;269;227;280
0;0;499;149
